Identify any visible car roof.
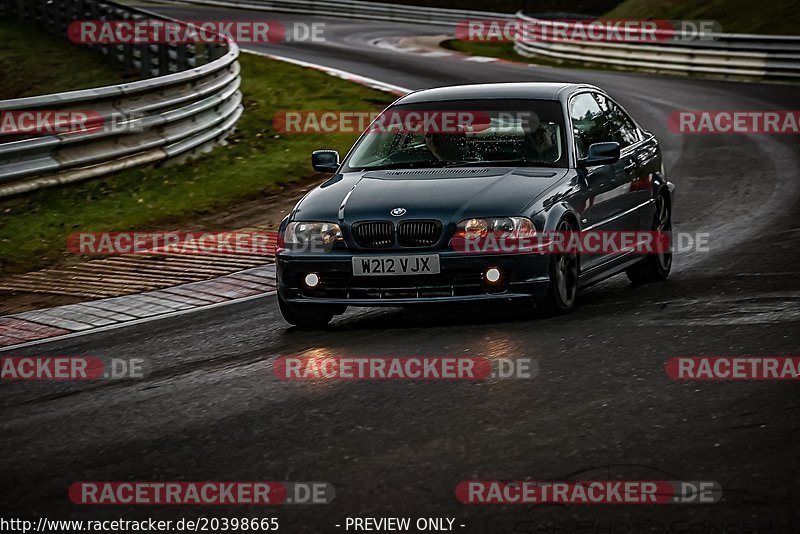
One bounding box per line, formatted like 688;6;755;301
396;82;602;104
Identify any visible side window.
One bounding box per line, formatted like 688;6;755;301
593;93;641;149
569;93;611;159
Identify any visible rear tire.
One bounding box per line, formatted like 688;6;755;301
627;193;672;284
537;218;579;315
278;294;340;328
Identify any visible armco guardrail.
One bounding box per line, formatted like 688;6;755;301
512;12;800;81
155;0;514;26
0;0;243;197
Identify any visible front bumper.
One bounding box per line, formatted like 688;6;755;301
277;250;551;306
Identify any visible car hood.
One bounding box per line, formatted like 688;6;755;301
293;167;568;224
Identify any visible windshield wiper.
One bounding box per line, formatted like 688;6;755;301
349;160;444;172
443;159;562;168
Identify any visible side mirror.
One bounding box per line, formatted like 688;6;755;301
578;142;620;168
312;150;340;173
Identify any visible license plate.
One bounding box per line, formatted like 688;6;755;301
352;255;440;276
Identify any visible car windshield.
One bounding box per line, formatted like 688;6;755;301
343;99;568;172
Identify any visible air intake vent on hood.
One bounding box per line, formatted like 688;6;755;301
385;168;492;176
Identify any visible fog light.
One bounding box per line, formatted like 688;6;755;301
304;273;320;288
485;267;501;283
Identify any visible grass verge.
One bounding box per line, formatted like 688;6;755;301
0;20;139;99
0;52;396;276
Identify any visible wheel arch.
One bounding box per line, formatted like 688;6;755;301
539;202;582;275
540;202;582;232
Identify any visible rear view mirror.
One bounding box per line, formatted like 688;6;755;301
312;150;340;173
579;142;620;167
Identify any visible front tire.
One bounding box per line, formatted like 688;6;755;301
278;294;340;328
626;193;672;284
537;218;579;315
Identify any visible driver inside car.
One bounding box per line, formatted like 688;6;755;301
424;128;471;162
523;124;559;162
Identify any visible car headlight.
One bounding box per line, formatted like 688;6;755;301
282;221;343;249
450;217;537;253
452;217;536;239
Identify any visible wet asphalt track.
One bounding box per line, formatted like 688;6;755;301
1;6;799;532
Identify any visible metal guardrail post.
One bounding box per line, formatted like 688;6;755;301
157;43;171;76
176;43;189;71
195;43;208;66
140;43;153;77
